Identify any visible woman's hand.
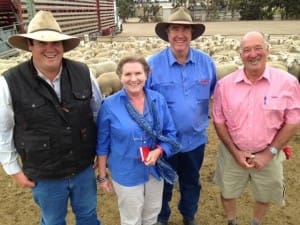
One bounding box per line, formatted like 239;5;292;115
144;147;162;166
98;178;113;193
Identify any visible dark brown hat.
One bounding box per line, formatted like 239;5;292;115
155;6;205;42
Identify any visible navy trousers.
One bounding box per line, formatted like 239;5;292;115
157;144;206;222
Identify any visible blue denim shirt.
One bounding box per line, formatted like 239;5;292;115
147;47;217;152
96;88;177;187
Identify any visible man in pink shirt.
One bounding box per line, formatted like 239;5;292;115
212;31;300;225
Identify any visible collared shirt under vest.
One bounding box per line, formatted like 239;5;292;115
3;58;97;180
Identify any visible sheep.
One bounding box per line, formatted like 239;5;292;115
216;63;239;80
267;62;288;72
0;61;17;75
1;33;299;85
288;45;300;53
96;72;122;97
89;61;117;78
287;59;300;79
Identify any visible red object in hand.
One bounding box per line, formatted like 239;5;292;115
283;146;292;160
140;146;150;162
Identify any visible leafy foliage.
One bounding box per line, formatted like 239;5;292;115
231;0;300;20
117;0;134;22
120;0;300;20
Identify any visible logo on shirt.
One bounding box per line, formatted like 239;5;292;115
199;79;209;84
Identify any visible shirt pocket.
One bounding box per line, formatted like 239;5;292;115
191;81;210;126
195;80;210;100
223;107;239;128
154;82;179;104
222;100;242;129
263;97;286;129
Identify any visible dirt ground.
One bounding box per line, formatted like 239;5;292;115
0;20;299;225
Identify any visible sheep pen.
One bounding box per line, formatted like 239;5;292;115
0;21;299;225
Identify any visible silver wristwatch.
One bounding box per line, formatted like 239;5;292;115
269;146;279;155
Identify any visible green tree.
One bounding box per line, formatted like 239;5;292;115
117;0;134;22
239;0;277;20
151;4;162;22
199;0;227;20
240;0;261;19
227;0;242;19
276;0;300;19
231;0;299;20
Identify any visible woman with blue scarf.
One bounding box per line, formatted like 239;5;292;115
96;56;180;225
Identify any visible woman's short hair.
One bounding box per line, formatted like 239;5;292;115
116;56;150;77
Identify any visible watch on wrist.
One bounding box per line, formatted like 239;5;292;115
269;146;279;155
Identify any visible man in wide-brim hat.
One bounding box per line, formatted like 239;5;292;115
8;10;80;52
155;6;205;42
146;7;217;225
0;10;102;225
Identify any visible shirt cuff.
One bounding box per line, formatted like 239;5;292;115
2;161;22;175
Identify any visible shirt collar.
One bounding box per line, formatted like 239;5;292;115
119;88;146;100
167;47;194;66
120;88;128;99
119;88;154;103
34;65;63;86
234;66;271;84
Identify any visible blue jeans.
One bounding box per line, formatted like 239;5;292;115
31;165;101;225
157;144;205;222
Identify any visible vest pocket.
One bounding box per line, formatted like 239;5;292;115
16;135;50;163
72;89;91;100
22;98;46;109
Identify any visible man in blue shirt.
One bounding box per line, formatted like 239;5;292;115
147;7;217;225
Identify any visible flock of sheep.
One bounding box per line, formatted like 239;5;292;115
0;34;299;97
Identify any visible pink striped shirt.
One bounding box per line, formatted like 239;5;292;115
213;66;300;152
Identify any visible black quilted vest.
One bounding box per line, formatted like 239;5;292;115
3;58;97;180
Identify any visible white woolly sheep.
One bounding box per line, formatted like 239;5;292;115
216;63;239;80
96;72;122;97
89;61;117;78
267;62;288;72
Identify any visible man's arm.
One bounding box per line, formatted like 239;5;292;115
214;122;254;169
0;77;35;188
89;70;103;122
0;76;21;174
253;123;299;170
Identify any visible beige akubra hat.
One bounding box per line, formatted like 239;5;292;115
155;6;205;42
8;10;80;52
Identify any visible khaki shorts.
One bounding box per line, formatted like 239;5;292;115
213;144;286;207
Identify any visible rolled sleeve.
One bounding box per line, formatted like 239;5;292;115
90;70;103;122
0;125;21;175
212;83;226;124
96;103;110;156
0;77;22;175
285;80;300;124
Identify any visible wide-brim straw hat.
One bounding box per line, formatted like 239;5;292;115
8;10;80;52
155;6;205;42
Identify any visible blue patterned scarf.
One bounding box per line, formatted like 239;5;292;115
125;97;180;184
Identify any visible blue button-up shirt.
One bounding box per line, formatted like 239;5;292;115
147;47;217;152
96;88;177;187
